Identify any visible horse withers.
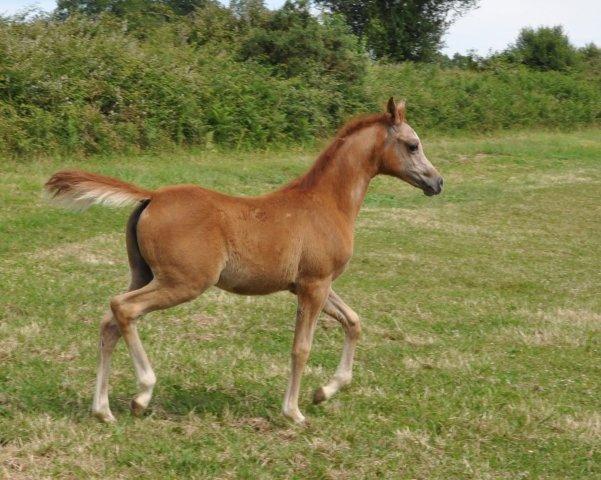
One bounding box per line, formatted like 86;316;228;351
45;98;443;424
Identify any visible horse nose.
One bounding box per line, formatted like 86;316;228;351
427;175;443;195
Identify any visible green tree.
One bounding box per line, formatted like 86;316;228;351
56;0;211;18
577;42;600;71
240;1;365;83
512;25;577;71
314;0;478;61
239;0;369;116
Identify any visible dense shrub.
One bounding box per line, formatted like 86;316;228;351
0;10;368;156
239;1;367;118
368;62;601;132
511;26;577;71
0;10;599;158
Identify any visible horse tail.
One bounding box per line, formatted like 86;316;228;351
126;199;154;287
44;170;153;210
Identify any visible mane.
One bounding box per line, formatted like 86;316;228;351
282;113;390;191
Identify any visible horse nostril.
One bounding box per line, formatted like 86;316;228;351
438;177;444;191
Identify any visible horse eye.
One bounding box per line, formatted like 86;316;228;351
408;143;419;153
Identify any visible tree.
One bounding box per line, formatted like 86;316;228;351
240;1;365;83
239;0;368;115
578;42;600;72
579;42;600;62
56;0;211;18
512;25;576;71
314;0;478;62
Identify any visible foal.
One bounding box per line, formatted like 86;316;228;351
45;98;443;424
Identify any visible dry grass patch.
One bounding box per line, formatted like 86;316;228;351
0;415;107;479
403;349;473;371
500;326;586;347
541;308;601;327
554;412;601;441
360;206;508;239
494;307;600;347
524;171;593;189
29;233;123;266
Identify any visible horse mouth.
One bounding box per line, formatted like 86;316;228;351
422;176;443;196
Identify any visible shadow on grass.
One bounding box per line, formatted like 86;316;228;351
6;369;312;425
151;380;279;420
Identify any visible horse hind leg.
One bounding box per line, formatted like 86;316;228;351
92;264;154;423
92;311;122;422
110;275;213;417
313;290;361;404
92;202;154;422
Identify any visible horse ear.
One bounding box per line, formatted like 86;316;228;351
396;100;406;124
387;97;399;124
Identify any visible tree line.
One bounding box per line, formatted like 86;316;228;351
50;0;599;70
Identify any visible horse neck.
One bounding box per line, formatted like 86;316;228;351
307;125;383;221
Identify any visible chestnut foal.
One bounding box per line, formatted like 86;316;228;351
45;98;443;424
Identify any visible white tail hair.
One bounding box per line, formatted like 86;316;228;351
44;170;152;211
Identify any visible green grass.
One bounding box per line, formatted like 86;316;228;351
1;129;600;479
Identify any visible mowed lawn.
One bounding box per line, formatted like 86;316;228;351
1;129;600;479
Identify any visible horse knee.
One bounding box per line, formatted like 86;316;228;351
99;312;120;346
347;312;361;340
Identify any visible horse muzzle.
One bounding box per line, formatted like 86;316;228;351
422;176;443;196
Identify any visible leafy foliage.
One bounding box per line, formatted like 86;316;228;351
314;0;478;61
56;0;211;17
0;8;368;156
0;5;599;157
511;26;577;71
239;1;367;116
368;62;601;132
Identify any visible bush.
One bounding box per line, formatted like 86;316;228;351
367;62;601;132
239;1;368;119
511;26;577;71
0;11;599;158
0;8;368;156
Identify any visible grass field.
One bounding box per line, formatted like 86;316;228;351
1;129;600;479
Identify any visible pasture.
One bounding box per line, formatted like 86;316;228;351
1;129;600;479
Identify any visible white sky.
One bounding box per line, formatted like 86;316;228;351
1;0;599;55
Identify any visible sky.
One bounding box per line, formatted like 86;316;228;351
1;0;599;55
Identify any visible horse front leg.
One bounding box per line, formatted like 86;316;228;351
282;279;331;423
313;289;361;404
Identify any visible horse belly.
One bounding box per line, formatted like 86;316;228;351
216;266;294;295
216;249;298;295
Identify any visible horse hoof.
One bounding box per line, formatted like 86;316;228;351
130;399;146;417
93;410;116;423
282;408;306;424
313;387;327;404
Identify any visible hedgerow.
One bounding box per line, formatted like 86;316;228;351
0;9;598;157
368;62;601;133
